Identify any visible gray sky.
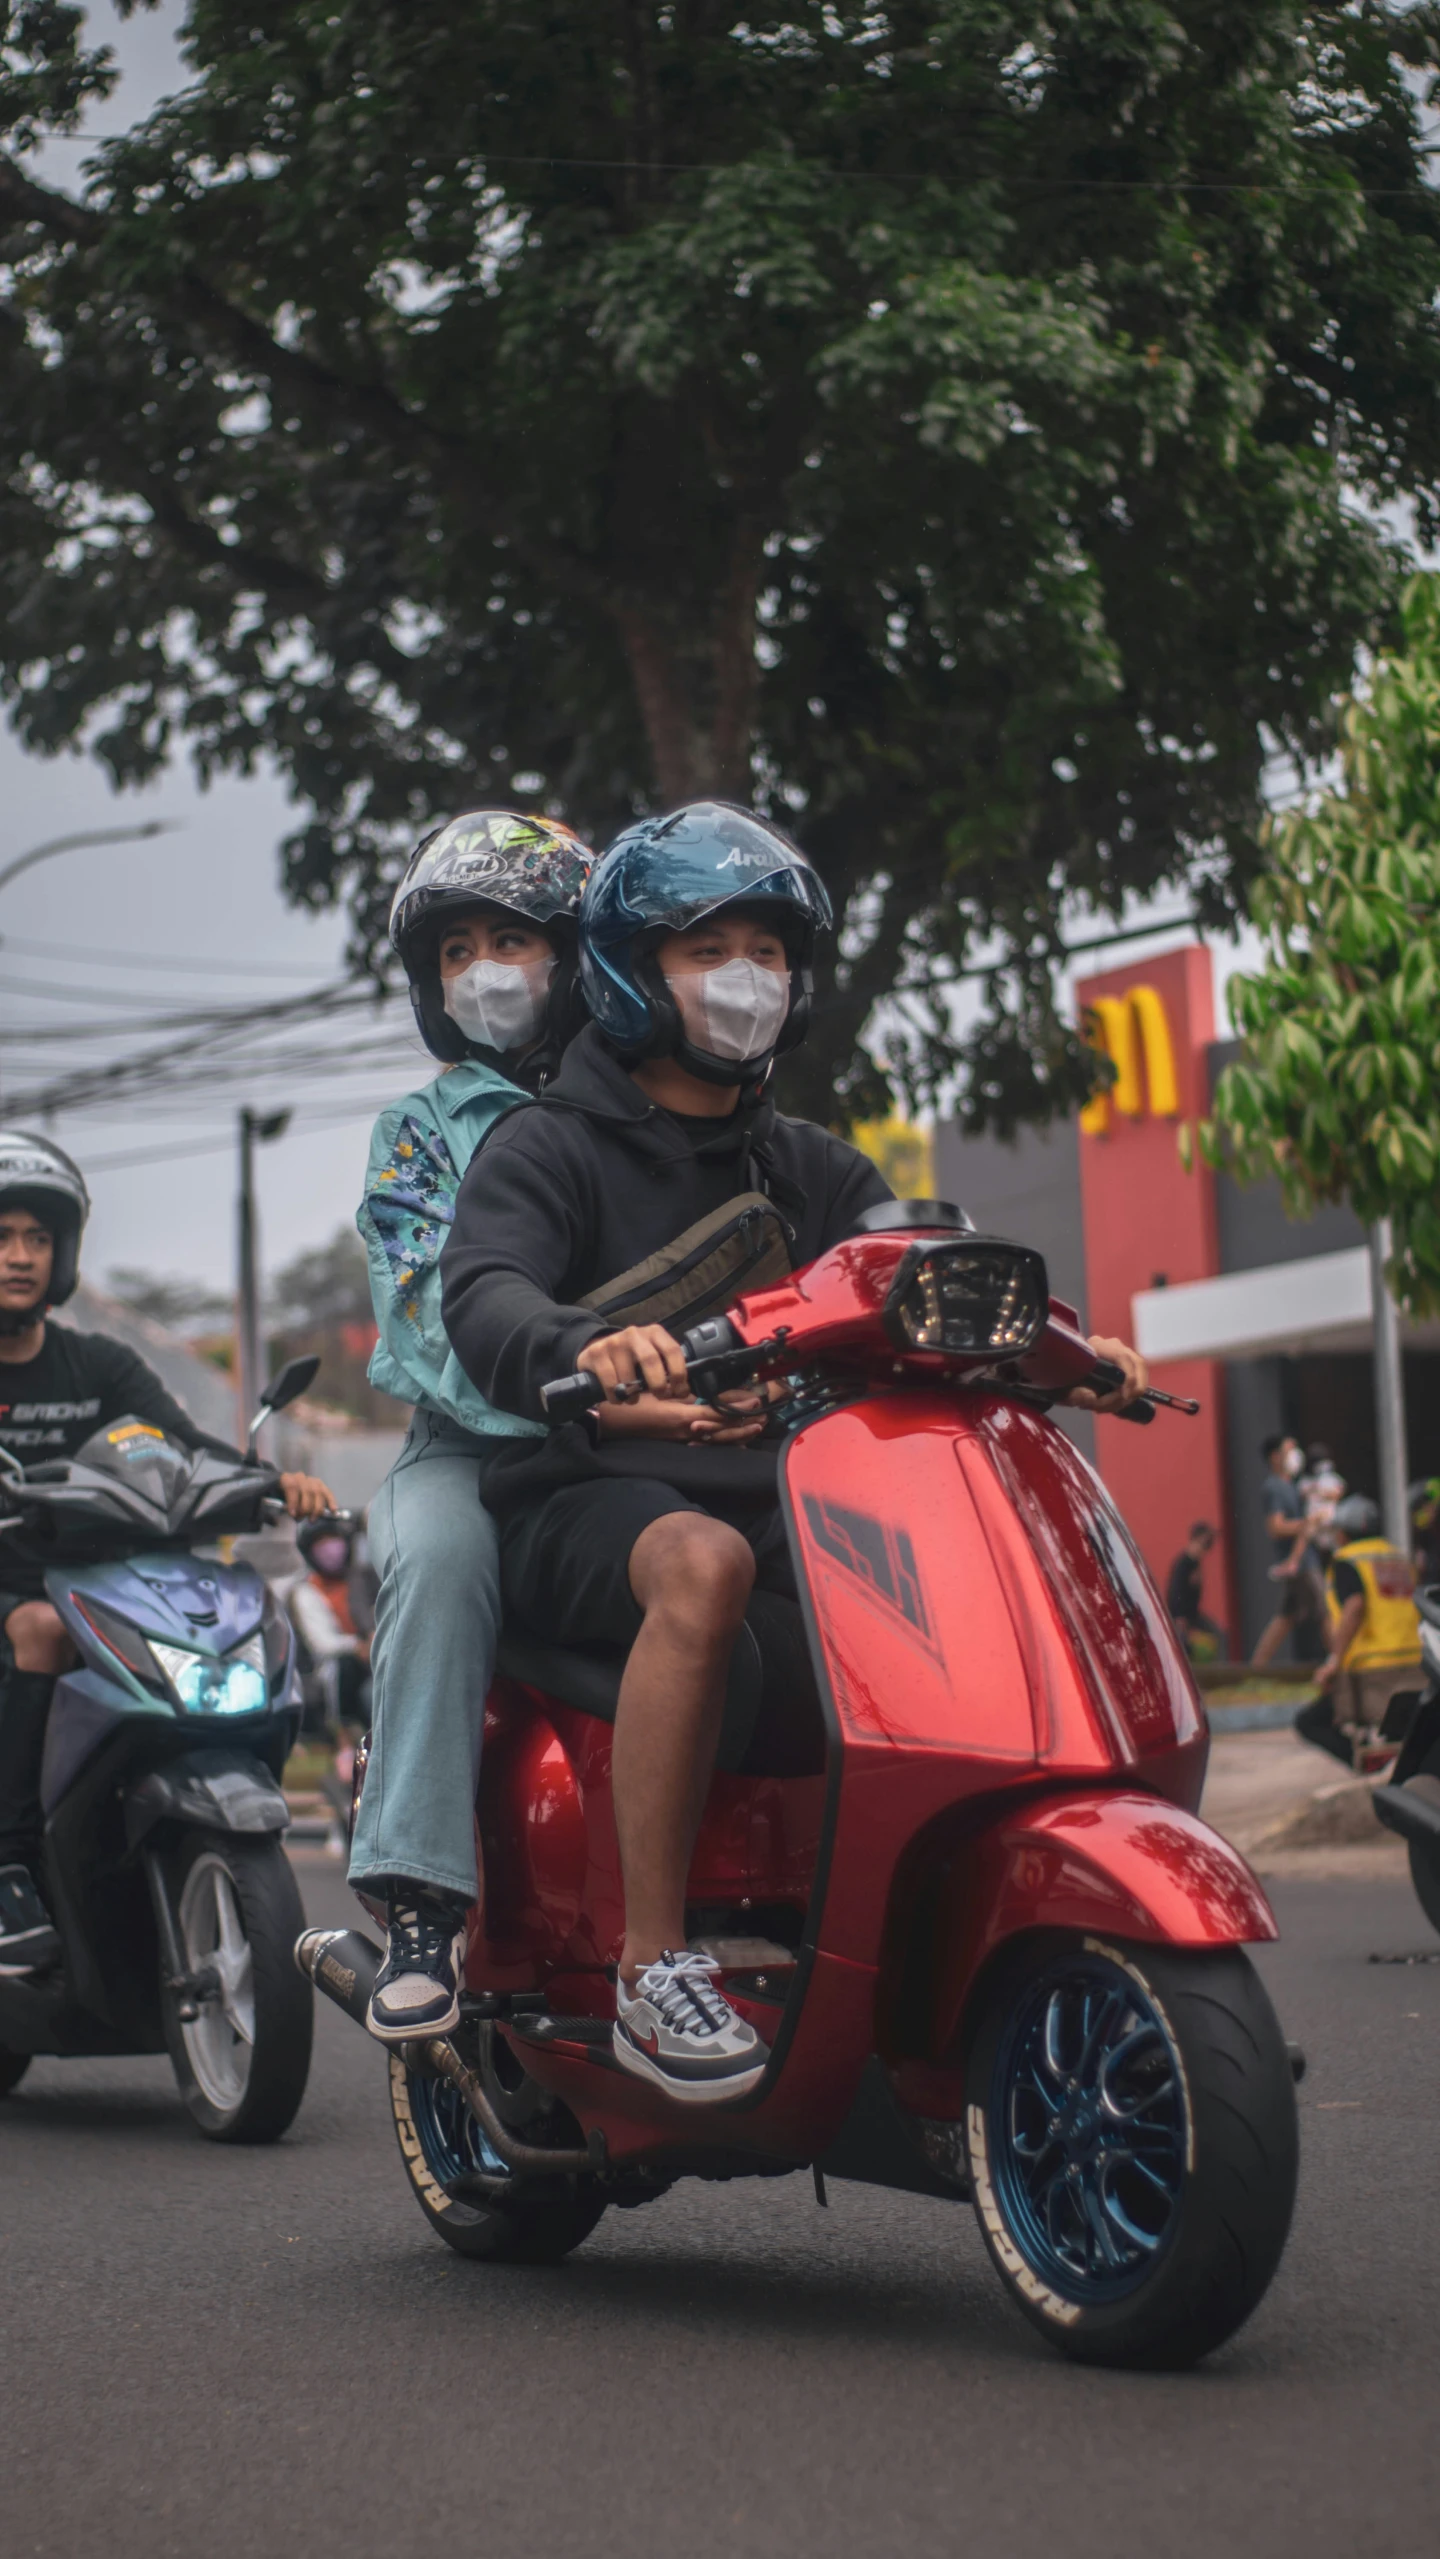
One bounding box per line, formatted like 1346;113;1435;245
4;5;1267;1305
2;7;441;1298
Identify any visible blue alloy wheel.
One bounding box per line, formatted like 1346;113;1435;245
988;1949;1187;2303
388;2052;609;2263
407;2068;509;2188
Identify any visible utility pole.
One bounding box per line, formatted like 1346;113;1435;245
236;1106;291;1443
1369;1219;1411;1550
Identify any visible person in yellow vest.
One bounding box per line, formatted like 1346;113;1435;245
1299;1494;1423;1767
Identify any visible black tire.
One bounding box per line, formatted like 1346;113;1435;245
161;1833;313;2143
964;1932;1298;2369
1408;1839;1440;1937
388;2051;608;2263
0;2045;30;2097
1402;1749;1440;1938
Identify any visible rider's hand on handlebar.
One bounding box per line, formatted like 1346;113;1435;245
1063;1336;1149;1415
279;1470;338;1519
595;1388;767;1447
577;1323;691;1402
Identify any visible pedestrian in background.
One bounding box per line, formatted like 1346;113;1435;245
1300;1442;1346;1560
1251;1433;1325;1668
1295;1494;1422;1767
1166;1522;1226;1660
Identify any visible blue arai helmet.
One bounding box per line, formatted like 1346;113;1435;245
579;802;832;1083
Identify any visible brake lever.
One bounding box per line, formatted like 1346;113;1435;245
1086;1357;1200;1424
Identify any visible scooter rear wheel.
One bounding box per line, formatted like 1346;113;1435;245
964;1932;1297;2369
161;1833;313;2143
388;2053;608;2263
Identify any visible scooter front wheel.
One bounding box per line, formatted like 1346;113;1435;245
964;1932;1297;2368
388;2053;608;2263
161;1833;313;2143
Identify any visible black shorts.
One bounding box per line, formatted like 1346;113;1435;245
1279;1567;1322;1625
496;1476;822;1776
499;1476;796;1651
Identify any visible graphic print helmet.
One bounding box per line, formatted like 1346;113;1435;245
579;802;832;1085
389;810;595;1065
0;1128;91;1307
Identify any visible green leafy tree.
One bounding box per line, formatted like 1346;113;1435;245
4;4;1440;1124
104;1263;230;1331
268;1226;373;1335
1204;572;1440;1315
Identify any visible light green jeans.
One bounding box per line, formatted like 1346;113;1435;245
347;1408;505;1905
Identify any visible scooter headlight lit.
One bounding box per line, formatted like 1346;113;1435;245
884;1240;1048;1357
150;1634;268;1716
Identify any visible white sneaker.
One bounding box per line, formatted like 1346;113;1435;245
613;1949;768;2104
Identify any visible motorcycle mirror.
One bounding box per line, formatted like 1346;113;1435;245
245;1353;320;1454
260;1354;320;1416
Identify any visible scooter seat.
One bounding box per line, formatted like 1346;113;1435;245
495;1622;764;1771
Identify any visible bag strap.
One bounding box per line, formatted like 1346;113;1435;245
578;1191;793;1332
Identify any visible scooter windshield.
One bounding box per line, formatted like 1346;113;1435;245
71;1416;195;1518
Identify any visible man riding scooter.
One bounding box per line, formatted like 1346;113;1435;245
347;810;595;2042
0;1130;334;1974
438;803;1149;2102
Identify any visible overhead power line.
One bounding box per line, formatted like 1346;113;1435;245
0;932;339;979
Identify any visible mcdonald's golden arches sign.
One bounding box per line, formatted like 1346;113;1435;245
1079;985;1179;1136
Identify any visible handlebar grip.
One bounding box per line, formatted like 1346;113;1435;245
1088;1358;1156;1425
540;1370;608;1422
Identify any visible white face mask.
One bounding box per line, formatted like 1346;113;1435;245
442;954;555;1053
1283;1445;1305;1478
666;957;790;1066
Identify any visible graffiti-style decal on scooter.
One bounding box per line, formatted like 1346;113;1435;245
799;1497;932;1640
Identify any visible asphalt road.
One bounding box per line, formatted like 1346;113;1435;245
6;1861;1439;2559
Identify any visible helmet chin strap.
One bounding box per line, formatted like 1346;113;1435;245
670;1032;776;1093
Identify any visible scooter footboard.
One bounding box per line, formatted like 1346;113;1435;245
931;1788;1277;2065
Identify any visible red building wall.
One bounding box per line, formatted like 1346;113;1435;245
1075;945;1236;1644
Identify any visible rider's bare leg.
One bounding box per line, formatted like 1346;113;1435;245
614;1511;755;1987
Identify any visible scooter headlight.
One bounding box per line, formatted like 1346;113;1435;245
150;1633;268;1716
884;1238;1049;1357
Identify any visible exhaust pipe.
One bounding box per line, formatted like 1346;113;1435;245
295;1927;605;2178
1373;1775;1440;1849
296;1926;383;2027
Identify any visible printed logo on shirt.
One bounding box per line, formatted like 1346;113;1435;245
0;1398;102;1424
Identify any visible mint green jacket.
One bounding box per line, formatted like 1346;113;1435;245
357;1060;544;1439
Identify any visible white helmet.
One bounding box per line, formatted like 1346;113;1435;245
0;1129;90;1305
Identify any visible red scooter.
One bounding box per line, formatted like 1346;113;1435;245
300;1203;1298;2368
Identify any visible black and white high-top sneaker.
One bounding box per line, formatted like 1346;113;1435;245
365;1890;469;2044
613;1949;768;2103
0;1864;61;1976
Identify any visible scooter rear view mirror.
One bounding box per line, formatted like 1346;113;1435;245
260;1354;320;1416
246;1353;321;1452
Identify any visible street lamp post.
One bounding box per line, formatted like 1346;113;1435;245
236;1106;291;1442
0;820;181;1107
0;818;179;899
1369;1219;1411;1551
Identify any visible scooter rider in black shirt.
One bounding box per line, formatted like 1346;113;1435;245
0;1131;335;1973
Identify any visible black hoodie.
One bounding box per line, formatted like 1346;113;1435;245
440;1024;891;1424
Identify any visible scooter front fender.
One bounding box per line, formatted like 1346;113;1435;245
932;1788;1277;2064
